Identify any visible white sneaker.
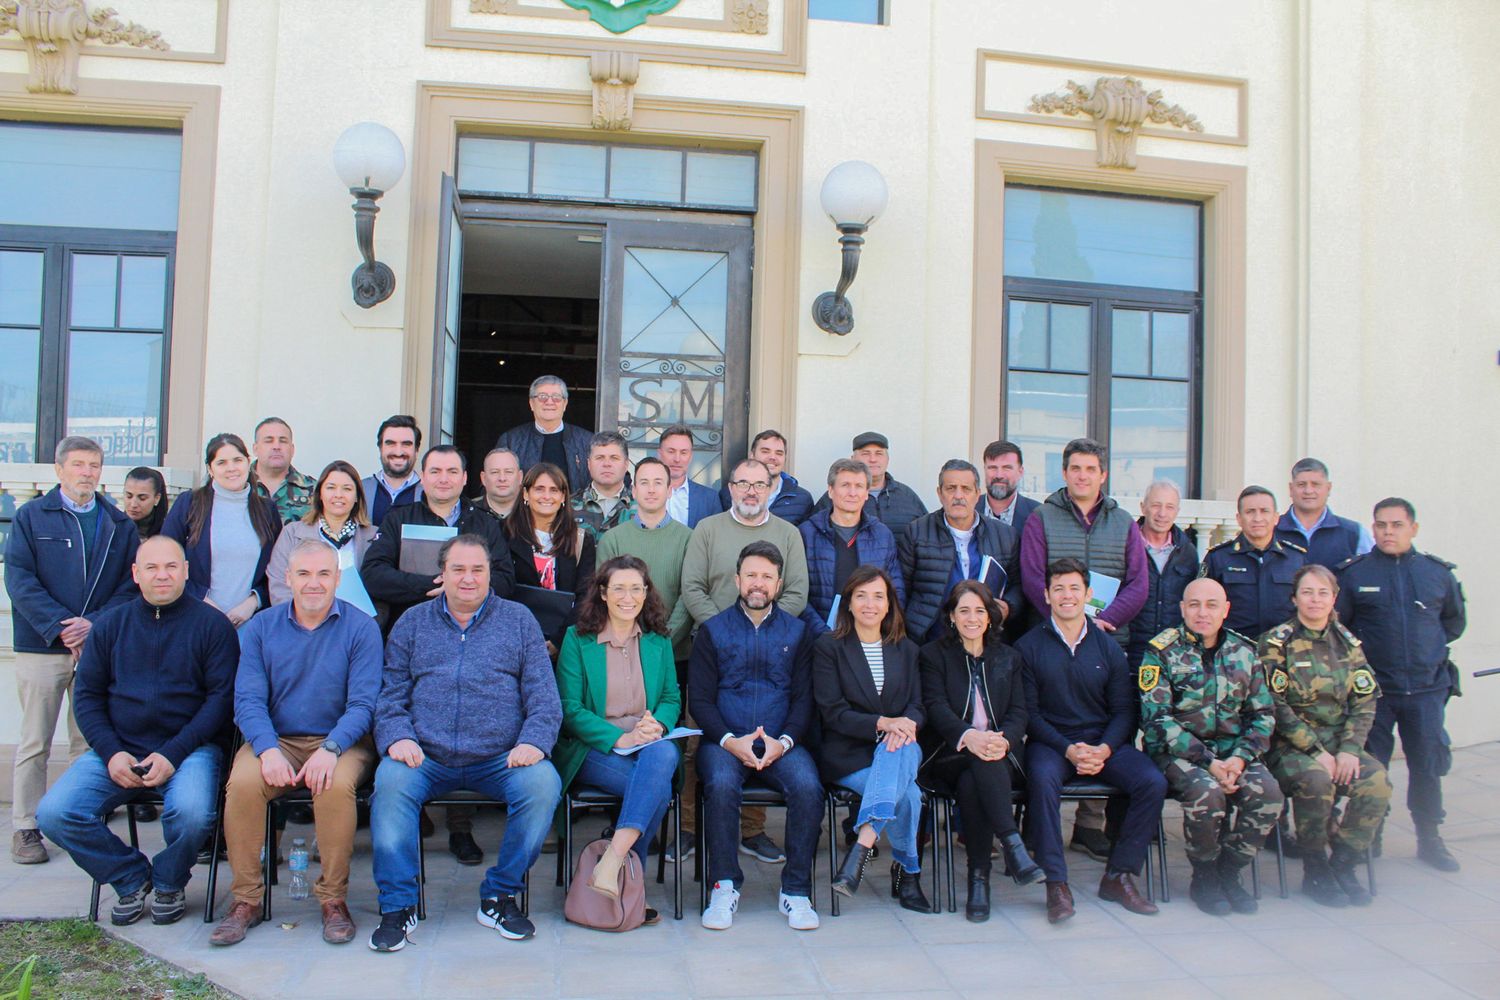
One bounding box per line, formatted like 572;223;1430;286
779;892;820;931
702;881;740;930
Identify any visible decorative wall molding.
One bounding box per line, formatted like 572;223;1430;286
975;49;1247;149
0;0;227;68
0;0;167;94
1029;76;1203;169
431;0;805;73
589;50;639;130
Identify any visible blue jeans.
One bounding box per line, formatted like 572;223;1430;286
573;741;679;867
370;753;561;911
697;742;823;896
37;746;221;895
836;741;922;873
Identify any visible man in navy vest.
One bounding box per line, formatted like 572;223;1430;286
1274;458;1372;568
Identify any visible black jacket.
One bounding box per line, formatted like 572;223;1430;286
1336;548;1466;696
361;500;515;632
1015;620;1135;753
1199;534;1305;642
495;422;594;495
506;527;597;645
897;510;1023;641
812;632;923;783
1127;523;1201;667
917;635;1027;771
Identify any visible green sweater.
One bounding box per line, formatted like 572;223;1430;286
680;511;809;625
596;517;694;655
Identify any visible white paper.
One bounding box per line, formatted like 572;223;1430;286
612;726;702;756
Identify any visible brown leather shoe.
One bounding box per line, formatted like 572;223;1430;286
209;900;263;946
1045;881;1075;924
321;900;357;944
1099;871;1158;915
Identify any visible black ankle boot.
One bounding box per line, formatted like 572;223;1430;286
965;870;991;923
1189;858;1231;915
1000;831;1044;886
1301;852;1349;908
891;863;933;914
832;843;873;897
1329;844;1372;906
1216;852;1257;914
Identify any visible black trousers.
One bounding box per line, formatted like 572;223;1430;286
1366;689;1450;833
929;753;1019;874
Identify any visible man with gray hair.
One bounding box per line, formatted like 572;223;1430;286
1274;458;1373;568
798;457;904;633
494;375;594;491
4;436;140;864
1128;479;1200;669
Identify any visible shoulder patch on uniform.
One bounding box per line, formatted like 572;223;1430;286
1351;668;1376;695
1204;538;1236;556
1270;668;1289;694
1334;621;1362;647
1422;552;1458;570
1262;622;1294;648
1148;628;1179;651
1138;664;1160;693
1335;554;1361;571
1281;540;1307;554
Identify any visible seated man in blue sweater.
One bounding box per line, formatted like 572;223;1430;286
38;536;238;926
211;541;383;947
367;534;562;952
1016;557;1166;924
691;541;822;932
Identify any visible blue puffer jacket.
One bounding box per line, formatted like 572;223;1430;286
4;488;139;653
798;509;906;633
688;603;815;747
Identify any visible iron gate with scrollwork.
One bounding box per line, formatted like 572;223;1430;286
599;220;752;486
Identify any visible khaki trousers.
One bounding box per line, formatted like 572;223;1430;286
13;651;87;829
223;737;375;905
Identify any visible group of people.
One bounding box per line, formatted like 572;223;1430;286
2;373;1467;951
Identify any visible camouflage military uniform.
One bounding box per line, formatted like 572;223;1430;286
1140;626;1284;863
254;464;316;523
1259;619;1391;853
571;483;635;543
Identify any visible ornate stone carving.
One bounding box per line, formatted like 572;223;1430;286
1029;76;1203;169
589;50;640;131
0;0;169;94
728;0;769;34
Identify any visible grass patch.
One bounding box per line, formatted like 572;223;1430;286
0;919;235;999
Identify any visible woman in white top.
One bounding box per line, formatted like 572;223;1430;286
812;565;931;913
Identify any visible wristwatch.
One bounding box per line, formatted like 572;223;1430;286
321;739;342;756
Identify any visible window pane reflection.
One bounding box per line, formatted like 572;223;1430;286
70;254;117;328
532;143;607;199
1003;187;1199;290
456;137;529;194
1112;309;1150;376
1005;370;1088;492
119;256;167;330
66;331;163;465
1109;378;1189;496
0;123;181;231
1152;311;1191;378
610;147;682;203
0;328;40;463
0;250;44;326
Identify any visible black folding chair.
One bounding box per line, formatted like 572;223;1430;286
694;782;820;912
824;785;941;915
88;788;225;925
256;784;375;922
418;790;531;919
558;787;684;920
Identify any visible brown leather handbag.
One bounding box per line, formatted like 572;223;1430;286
564;839;646;932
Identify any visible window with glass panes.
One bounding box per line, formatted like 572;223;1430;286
1001;186;1201;496
0;122;180;465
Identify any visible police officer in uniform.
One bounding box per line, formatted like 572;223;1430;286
1140;578;1281;916
1200;486;1306;641
1336;497;1466;872
1261;564;1390;907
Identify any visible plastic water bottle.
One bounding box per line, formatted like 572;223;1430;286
288;837;310;901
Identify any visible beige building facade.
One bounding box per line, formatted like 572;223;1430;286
1;0;1496;784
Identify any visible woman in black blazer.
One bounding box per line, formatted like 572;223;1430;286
919;579;1044;922
504;462;596;648
813;565;932;913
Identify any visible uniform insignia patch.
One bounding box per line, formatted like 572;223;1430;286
1270;668;1289;694
1149;628;1179;651
1351;669;1376;695
1138;664;1160;692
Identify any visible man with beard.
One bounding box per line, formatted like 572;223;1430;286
979;440;1039;530
360;416;424;526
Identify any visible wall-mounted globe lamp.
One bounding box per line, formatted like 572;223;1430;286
332;122;406;308
811;160;888;335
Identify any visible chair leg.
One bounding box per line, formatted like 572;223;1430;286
697;783;708;913
127;808;140;849
203;793;224;923
1273;822;1289;899
262;801;275;923
673;792;683;921
656;808;667;886
827;793;840;917
562;795;575;894
1366;847;1377;897
1156;817;1170;903
945;798;957;915
417;816;427;921
521;868;529;918
1250;850;1262;899
89;879;102;922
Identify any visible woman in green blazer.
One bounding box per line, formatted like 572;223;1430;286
555;554;682;904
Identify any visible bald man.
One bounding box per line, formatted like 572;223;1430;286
1138;578;1283;916
213;541;383;947
38;536;239;926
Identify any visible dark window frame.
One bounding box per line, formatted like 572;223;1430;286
0;224;176;465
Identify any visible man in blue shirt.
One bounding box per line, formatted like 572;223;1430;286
210;541;383;947
1275;458;1373;568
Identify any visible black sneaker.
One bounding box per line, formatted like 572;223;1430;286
1069;827;1112;864
369;907;418;952
111;881;152;925
150;888;187;925
477;894;534;941
739;832;786;864
663;830;695;863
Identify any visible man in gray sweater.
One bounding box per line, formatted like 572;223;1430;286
367;534;562;952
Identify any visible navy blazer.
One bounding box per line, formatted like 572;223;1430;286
684;480;724;528
161;490;281;610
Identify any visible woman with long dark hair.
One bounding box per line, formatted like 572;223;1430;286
816;565;932;913
505;462;596;644
120;466;167;540
553;555;680;917
918;579;1043;922
265;460;378;608
162;433;281;626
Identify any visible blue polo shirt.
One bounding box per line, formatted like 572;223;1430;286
234;598;384;754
